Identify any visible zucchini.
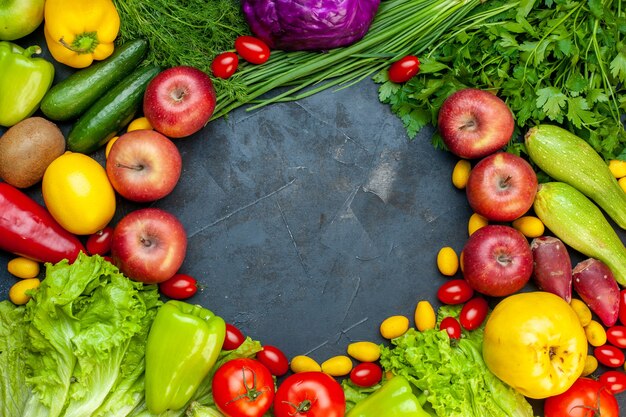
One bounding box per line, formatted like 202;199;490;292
533;181;626;286
40;39;148;121
67;64;161;154
525;124;626;229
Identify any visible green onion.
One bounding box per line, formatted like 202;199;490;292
212;0;486;118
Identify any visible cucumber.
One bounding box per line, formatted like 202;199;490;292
40;39;148;121
67;64;161;154
533;181;626;286
525;124;626;229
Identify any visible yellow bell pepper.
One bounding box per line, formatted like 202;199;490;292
43;0;120;68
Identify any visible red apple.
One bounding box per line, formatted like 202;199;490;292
106;130;182;203
466;152;537;222
111;208;187;284
462;224;533;297
143;66;216;138
438;88;515;159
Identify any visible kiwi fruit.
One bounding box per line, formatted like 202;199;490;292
0;117;66;188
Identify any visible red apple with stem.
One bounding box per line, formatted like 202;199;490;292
466;152;538;222
111;208;187;284
438;88;515;159
143;66;216;138
462;224;533;297
106;130;182;203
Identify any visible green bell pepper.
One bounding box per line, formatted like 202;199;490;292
0;41;54;127
145;300;226;414
347;376;434;417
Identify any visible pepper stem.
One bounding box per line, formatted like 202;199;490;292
58;32;99;54
22;45;42;58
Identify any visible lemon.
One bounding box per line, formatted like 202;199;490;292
42;152;116;235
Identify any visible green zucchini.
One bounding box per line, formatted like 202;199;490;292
40;39;148;121
525;124;626;229
67;64;161;154
533;181;626;286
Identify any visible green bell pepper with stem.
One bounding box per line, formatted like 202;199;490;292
346;376;435;417
0;41;54;127
145;300;226;414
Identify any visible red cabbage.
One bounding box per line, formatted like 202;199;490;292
241;0;381;51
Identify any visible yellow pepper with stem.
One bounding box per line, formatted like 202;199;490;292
43;0;120;68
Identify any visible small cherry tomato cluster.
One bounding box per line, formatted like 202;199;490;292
211;36;271;80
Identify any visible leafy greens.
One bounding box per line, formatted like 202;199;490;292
0;253;267;417
374;0;626;160
379;305;535;417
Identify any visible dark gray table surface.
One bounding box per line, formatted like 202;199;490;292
2;26;625;416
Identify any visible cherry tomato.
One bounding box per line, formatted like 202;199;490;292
439;316;462;339
235;36;270;65
158;273;198;300
459;297;489;330
619;289;626;326
223;323;246;350
211;51;239;79
437;279;474;305
606;325;626;348
273;371;345;417
545;377;619;417
349;362;383;388
213;358;275;417
594;345;625;368
599;370;626;394
388;55;420;83
256;345;289;376
86;226;114;255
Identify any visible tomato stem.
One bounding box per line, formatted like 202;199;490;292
227;366;268;404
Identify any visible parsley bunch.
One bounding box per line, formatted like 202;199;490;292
375;0;626;160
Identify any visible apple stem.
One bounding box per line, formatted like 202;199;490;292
499;175;512;188
116;163;144;171
459;119;476;131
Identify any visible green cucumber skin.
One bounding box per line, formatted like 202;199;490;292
525;124;626;229
67;65;161;154
534;182;626;286
40;39;148;121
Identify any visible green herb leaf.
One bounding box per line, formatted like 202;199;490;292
536;87;567;122
610;51;626;83
567;96;597;128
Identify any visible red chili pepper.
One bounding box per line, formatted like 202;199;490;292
0;182;85;263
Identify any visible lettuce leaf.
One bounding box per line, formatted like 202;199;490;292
380;306;535;417
2;253;162;417
0;301;30;416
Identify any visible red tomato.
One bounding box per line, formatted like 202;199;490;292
459;297;489;330
273;371;345;417
349;362;383;388
599;370;626;394
607;325;626;349
235;36;270;65
86;226;114;255
256;345;289;376
223;323;246;351
437;279;474;305
211;52;239;79
619;289;626;326
213;358;275;417
439;316;462;339
544;377;619;417
388;55;420;83
594;345;625;368
158;273;198;300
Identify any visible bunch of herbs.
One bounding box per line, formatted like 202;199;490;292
374;0;626;160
